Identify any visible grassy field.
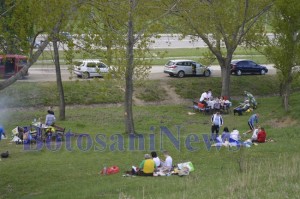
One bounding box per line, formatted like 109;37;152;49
0;75;300;198
2;75;300;108
34;47;267;66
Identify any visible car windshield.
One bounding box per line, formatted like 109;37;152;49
19;59;27;66
98;63;107;68
74;61;83;66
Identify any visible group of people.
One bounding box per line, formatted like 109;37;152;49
134;150;173;176
197;89;231;113
211;112;267;145
43;107;65;140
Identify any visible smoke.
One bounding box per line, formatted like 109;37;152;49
0;88;17;132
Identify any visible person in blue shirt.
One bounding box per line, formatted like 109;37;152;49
221;127;231;142
0;125;6;141
244;113;259;135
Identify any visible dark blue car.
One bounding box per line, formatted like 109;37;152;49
230;60;268;76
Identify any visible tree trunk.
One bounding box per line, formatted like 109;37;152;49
124;0;135;134
282;81;291;112
217;57;231;98
53;39;66;120
221;66;231;97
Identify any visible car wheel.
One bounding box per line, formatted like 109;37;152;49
82;72;90;79
204;70;211;77
177;71;185;78
260;70;266;75
236;70;242;76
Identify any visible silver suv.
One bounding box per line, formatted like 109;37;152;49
164;60;211;78
73;59;108;79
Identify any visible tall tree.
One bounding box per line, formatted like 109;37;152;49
264;0;300;111
38;0;83;120
172;0;273;97
0;0;83;122
75;0;176;134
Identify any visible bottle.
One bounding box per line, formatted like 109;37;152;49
103;166;107;175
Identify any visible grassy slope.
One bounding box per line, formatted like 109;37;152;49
0;78;300;198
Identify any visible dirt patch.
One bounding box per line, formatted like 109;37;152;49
132;81;190;106
268;117;298;128
159;82;190;105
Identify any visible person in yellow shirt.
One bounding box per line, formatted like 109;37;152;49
137;154;156;176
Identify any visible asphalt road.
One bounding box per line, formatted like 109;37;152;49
17;65;276;82
36;33;275;50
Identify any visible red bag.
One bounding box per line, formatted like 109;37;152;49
107;166;120;174
101;166;120;175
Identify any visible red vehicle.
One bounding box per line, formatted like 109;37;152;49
0;54;29;78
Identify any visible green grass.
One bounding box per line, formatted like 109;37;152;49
169;75;284;100
1;85;300;199
2;75;300;109
34;47;267;66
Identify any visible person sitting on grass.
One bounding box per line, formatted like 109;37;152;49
137;154;156;176
256;127;267;143
233;100;250;116
151;151;161;168
250;125;260;142
229;128;241;146
160;150;173;172
221;127;231;142
45;110;65;132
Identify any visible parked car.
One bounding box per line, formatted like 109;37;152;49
0;54;29;78
73;59;108;79
230;60;268;76
164;59;211;78
61;32;72;40
33;40;44;48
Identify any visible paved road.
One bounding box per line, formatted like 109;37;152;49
16;64;276;82
37;33;275;50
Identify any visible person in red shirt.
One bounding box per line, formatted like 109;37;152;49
257;127;267;143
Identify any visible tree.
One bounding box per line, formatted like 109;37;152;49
0;0;83;122
172;0;273;97
0;0;35;54
37;0;84;120
72;0;176;134
264;0;300;111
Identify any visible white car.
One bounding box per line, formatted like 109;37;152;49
164;59;211;78
73;59;109;79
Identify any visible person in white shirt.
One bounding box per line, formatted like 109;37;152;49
151;151;161;167
230;128;240;142
199;91;208;107
251;125;261;142
199;91;208;102
211;112;223;140
161;151;173;171
207;89;213;100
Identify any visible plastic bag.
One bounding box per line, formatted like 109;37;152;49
177;162;194;172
